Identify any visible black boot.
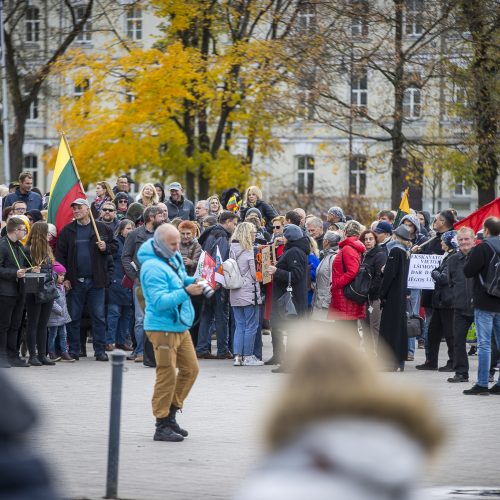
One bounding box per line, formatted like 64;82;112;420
166;405;188;437
38;355;56;366
154;417;184;442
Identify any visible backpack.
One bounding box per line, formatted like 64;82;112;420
222;250;246;290
479;239;500;298
342;253;372;305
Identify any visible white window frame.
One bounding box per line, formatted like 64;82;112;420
297;2;316;34
26;7;40;42
76;5;92;43
23;154;39;188
349;155;367;195
405;0;424;36
296;154;315;194
74;78;90;99
454;179;471;197
403;86;421;119
126;5;142;41
350;1;368;37
28;96;39;120
351;69;368;111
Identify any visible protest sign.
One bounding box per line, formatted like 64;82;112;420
407;254;443;290
261;246;272;284
255;247;263;282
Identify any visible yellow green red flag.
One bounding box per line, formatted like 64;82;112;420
47;136;86;233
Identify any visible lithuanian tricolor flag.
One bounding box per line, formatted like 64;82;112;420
394;187;410;226
47;136;86;233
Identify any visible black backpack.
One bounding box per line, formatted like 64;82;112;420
479;239;500;298
342;253;372;305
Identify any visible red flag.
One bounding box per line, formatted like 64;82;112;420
201;252;216;288
454;198;500;234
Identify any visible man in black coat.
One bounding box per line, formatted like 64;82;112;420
55;199;117;361
463;216;500;395
447;227;476;383
0;218;31;368
196;211;238;359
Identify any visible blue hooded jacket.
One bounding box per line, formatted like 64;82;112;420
137;239;196;332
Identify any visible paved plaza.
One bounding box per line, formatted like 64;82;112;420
8;335;500;500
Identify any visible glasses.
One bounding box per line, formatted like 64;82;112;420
13;207;26;213
273;225;281;230
16;227;27;233
102;208;115;212
118;200;128;204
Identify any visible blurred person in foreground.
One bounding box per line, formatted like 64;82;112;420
235;326;443;500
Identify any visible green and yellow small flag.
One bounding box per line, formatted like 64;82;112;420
394;188;410;226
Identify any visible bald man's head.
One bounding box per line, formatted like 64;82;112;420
156;223;180;253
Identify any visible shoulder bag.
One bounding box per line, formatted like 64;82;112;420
277;272;297;318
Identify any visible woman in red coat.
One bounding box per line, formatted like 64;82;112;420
328;220;366;337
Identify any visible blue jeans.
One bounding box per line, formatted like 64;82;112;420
196;289;229;355
474;309;500;387
132;283;144;356
233;305;260;356
47;325;69;354
106;303;133;345
407;290;421;356
253;305;264;360
66;279;106;356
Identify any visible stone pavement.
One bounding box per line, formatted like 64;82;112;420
7;335;500;500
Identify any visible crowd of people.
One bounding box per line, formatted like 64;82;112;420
1;171;499;400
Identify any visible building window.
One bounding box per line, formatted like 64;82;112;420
28;97;39;120
76;6;92;42
405;0;424;36
349;155;367;195
74;79;90;99
403;86;421;119
23;154;38;187
297;2;316;34
350;2;368;37
126;5;142;40
351;69;367;111
26;7;40;42
297;155;315;194
454;179;471;196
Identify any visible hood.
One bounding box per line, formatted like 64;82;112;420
339;236;365;254
198;223;229;246
280;419;426;491
285;236;311;254
419;211;431;229
401;214;420;233
137;238;182;266
485;236;500;253
26;209;43;222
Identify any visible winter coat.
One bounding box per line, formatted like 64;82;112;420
362;245;387;301
47;284;72;327
229;242;262;307
328;236;366;321
464;237;500;313
448;250;474;316
55;220;117;288
312;247;337;310
121;224;154;281
108;235;133;306
430;250;456;309
198;223;231;260
272;238;309;317
379;245;410;364
138;239;196;332
0;236;30;296
240;199;278;233
180;238;202;276
3;188;43;211
235;419;427;500
308;253;320;306
166;195;195;221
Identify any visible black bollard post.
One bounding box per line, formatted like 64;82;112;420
104;349;126;499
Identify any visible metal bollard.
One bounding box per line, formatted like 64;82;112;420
105;349;126;499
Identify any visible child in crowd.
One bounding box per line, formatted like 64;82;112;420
47;262;74;362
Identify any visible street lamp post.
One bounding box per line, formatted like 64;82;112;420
0;0;10;184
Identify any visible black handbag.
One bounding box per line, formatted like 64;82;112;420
277;272;297;318
35;271;59;304
406;299;423;338
24;272;46;294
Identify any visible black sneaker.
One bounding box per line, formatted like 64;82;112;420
415;363;437;371
463;384;490;396
38;355;56;366
8;357;29;367
28;356;42;367
447;374;468;383
489;385;500;395
95;353;109;362
154;424;184;442
438;364;454;372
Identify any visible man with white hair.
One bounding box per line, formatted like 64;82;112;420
306;216;324;251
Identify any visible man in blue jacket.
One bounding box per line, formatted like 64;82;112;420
3;172;43;211
138;224;203;441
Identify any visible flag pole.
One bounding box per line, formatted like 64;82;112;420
61;132;102;242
